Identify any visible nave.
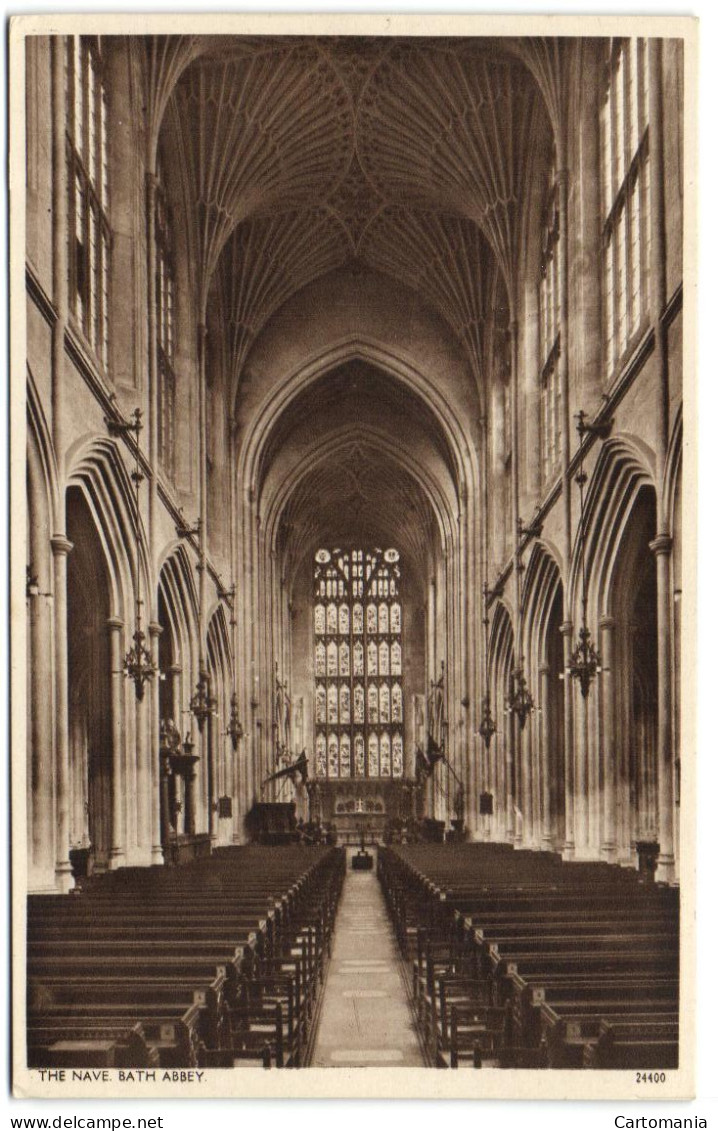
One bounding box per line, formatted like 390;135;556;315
26;840;678;1072
20;28;687;1082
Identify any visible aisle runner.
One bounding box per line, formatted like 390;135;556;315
311;854;425;1068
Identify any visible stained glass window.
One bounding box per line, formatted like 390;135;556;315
316;734;327;775
392;734;403;776
368;684;379;724
355;735;365;775
380;732;391;777
340;734;351;777
368;734;379;776
390;603;401;633
313;547;404;778
328;734;339;778
379;683;391;724
354;685;364;722
378;603;389;634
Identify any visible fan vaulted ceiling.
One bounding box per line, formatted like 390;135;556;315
259;360;452;582
154;35;556;400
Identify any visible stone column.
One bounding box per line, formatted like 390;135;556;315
146;172;159;605
560;620;576;857
148;621;164;863
134;677;151;865
539;664;553;849
599;616;618;862
51;535;73;891
165;662;183;837
107;616;126;868
505;703;516;844
651;534;675;881
185;765;197;836
647;42;675;884
167;662;182;721
207;713;218;844
159;754;172;847
573;686;590;857
28;586;56;889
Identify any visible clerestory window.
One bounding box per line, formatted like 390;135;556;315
66;36;110;370
155;165;177;480
539;155;562;483
601;38;651;377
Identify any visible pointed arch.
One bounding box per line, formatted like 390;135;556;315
572;435;655;620
522;541;563;664
157;544;200;703
65;437;151;621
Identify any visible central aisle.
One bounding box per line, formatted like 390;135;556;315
311;853;425;1067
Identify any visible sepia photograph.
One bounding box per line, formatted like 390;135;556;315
10;12;697;1101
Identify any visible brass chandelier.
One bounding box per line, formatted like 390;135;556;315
108;408;156;700
565;412;602;698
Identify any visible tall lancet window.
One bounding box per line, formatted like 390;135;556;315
539;152;562;484
66;36;110;370
313;547;404;779
601;38;651;377
155;162;177;480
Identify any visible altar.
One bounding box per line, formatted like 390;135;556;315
307;778;415;845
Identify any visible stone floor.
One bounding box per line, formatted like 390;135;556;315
311;850;425;1067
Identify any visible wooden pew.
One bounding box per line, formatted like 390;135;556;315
378;844;680;1070
28;845;345;1069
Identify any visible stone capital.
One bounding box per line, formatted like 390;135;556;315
599;615;615;630
50;535;73;558
148;621;163;638
107;616;124;632
559;620;574;637
649;533;673;557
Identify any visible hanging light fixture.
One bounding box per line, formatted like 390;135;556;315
478;696;497;748
564;411;602;698
506;661;535;730
226;691;244;750
478;583;497;749
190;669;216;731
108;408;156;700
215;580;243;749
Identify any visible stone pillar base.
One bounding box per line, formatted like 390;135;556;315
28;867;60;894
107;847;126;870
656;854;676;884
601;841;618;864
54;861;74;893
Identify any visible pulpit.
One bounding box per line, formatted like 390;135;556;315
160;720;205;864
